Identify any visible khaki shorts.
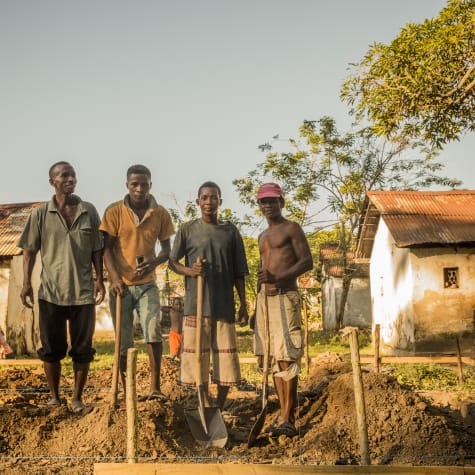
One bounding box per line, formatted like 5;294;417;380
254;290;303;379
179;316;241;387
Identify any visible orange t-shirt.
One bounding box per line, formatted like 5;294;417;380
100;196;174;286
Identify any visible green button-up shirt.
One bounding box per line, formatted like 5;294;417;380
18;195;103;305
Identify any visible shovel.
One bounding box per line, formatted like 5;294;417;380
110;295;122;408
185;264;228;448
248;285;270;447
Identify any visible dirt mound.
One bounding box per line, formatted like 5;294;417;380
0;353;474;473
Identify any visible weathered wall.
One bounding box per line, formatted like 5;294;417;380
342;275;371;329
411;247;475;352
321;272;371;331
321;275;342;331
370;219;415;354
7;255;41;355
0;268;9;334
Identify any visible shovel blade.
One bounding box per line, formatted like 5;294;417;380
185;406;228;448
247;401;267;448
248;378;269;447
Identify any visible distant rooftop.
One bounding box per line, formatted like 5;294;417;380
0;202;43;257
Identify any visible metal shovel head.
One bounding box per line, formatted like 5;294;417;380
184;406;228;448
247;380;268;448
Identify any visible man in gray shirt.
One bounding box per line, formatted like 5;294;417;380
169;181;248;411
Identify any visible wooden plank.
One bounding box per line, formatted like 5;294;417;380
94;463;475;475
238;356;475;366
359;356;475;366
1;355;474;367
0;359;42;366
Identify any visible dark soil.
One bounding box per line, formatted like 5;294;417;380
0;352;474;474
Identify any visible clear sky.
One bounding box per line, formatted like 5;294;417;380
2;0;473;226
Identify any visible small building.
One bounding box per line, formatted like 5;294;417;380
0;202;43;355
355;190;475;355
319;242;371;331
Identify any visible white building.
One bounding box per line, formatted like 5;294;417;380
356;190;475;355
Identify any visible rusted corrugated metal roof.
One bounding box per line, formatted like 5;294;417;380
355;190;475;259
319;242;354;278
0;202;43;257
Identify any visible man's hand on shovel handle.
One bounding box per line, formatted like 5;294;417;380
189;258;206;278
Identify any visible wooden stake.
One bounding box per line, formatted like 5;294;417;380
303;297;310;377
348;327;370;465
126;348;138;464
455;336;464;385
373;324;380;374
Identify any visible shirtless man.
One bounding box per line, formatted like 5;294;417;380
252;182;313;437
168;297;183;359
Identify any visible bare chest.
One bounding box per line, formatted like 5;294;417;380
259;228;291;252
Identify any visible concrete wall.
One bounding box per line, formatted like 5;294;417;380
0;268;9;334
411;247;475;352
7;255;41;355
370;219;414;353
321;271;371;331
342;275;371;329
321;275;342;331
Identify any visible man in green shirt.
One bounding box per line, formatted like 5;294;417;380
19;161;105;413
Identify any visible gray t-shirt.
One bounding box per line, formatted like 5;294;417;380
170;219;248;322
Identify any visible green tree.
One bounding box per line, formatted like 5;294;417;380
341;0;475;148
235;117;459;235
235;117;460;327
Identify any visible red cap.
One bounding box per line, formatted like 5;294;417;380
257;182;283;199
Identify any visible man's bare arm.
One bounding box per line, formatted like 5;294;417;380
92;249;105;304
20;249;38;308
136;238;171;275
285;222;313;280
169;258;203;278
103;233;126;296
234;276;249;327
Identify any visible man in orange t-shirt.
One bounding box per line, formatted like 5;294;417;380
100;164;174;401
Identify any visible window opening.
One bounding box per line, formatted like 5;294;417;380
444;267;459;289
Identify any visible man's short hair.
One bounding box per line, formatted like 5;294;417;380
127;164;151;179
49;161;71;178
198;181;221;198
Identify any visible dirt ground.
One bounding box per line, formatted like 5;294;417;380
0;352;474;474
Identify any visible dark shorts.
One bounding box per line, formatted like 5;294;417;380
37;299;96;363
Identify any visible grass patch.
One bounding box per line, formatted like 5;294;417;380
308;329;373;355
237;328;374;357
388;363;475;397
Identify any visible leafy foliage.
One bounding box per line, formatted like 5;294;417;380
234;117;459;241
341;0;475;148
234;117;460;327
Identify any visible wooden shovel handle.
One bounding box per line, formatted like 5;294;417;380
262;284;270;381
111;295;122;406
195;257;204;387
